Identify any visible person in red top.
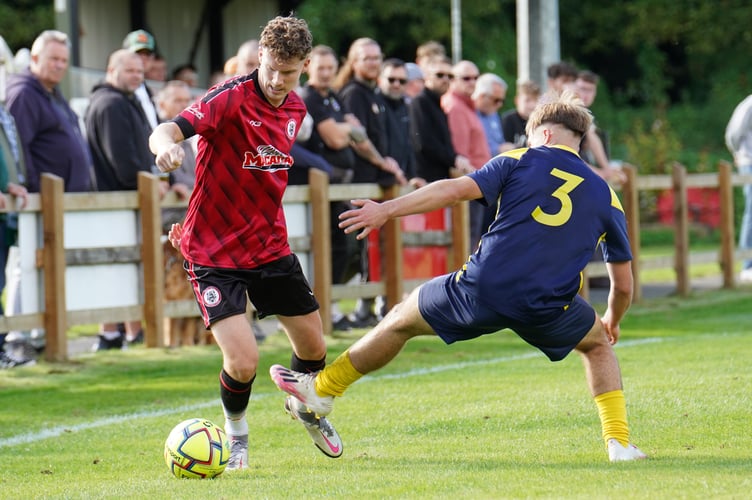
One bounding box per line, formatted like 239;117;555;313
440;59;492;250
149;15;343;470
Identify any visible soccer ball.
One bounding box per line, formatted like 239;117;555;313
164;418;230;479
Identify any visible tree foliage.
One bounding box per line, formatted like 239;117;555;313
298;0;517;82
0;0;54;52
560;0;752;106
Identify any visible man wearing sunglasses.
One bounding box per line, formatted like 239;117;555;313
377;58;423;188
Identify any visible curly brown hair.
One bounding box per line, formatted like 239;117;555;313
259;16;313;62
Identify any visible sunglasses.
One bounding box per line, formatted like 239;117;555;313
387;77;408;85
435;72;454;79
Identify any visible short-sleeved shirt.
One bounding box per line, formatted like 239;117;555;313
173;70;306;269
298;84;356;170
460;145;632;322
501;110;528;148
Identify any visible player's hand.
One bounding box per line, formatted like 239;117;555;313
338;199;388;240
168;223;184;250
600;312;620;345
156;144;185;173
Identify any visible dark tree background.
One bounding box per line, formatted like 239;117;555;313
5;0;752;169
0;0;54;51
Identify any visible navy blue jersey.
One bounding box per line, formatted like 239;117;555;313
462;145;632;321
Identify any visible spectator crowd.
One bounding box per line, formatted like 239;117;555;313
0;23;639;365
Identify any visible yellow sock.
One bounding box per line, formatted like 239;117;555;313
594;389;629;447
315;350;363;397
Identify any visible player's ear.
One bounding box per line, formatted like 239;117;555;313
543;128;554;144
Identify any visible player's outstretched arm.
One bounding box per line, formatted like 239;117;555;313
601;260;633;344
339;176;482;239
150;122;186;173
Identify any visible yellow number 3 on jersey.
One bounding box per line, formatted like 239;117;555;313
531;168;585;227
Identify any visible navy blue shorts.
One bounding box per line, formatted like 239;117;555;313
184;254;319;327
418;274;596;361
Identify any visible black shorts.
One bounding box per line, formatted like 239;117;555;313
184;254;319;327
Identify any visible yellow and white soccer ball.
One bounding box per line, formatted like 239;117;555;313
164;418;230;479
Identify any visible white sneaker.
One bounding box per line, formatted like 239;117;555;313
269;364;334;416
285;396;343;458
739;268;752;284
226;435;248;470
607;438;647;462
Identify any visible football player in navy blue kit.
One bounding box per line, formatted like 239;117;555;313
271;90;647;462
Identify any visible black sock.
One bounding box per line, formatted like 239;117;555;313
291;353;326;373
219;369;253;414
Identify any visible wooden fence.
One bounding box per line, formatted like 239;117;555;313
2;161;750;362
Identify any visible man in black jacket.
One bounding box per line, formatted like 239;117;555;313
85;49;157;350
409;55;472;182
86;49;155;192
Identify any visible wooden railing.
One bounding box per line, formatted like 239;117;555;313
2;161;750;361
581;161;752;301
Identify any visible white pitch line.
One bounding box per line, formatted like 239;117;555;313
0;337;662;448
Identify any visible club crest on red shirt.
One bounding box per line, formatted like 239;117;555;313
286;119;297;139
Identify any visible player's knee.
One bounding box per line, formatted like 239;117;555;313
225;353;259;382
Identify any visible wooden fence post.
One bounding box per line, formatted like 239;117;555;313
381;184;403;311
579;268;590;301
138;172;165;347
41;174;67;362
717;160;736;288
621;164;642;302
308;169;332;334
450;202;470;271
672;163;690;296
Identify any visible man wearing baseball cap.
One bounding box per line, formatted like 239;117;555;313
123;29;159;129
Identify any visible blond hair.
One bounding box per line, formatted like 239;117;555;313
525;90;592;138
333;37;379;91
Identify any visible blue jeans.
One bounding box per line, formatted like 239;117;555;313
740;164;752;270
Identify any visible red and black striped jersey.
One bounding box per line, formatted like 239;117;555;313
173;71;306;269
